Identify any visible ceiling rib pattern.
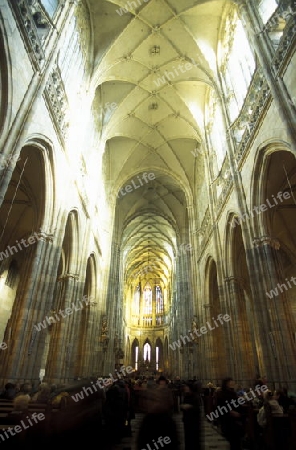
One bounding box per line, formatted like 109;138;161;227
87;0;230;312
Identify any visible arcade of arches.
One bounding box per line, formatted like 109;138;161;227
0;0;296;390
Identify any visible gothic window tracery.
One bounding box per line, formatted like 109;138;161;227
135;345;139;370
130;282;166;327
156;285;163;314
143;342;151;362
144;283;152;314
258;0;278;24
219;11;256;119
133;285;140;315
40;0;59;18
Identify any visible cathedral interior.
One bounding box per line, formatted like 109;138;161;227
0;0;296;393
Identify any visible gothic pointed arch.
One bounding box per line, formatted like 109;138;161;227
250;145;296;380
45;209;81;383
203;257;227;381
131;338;139;370
74;253;98;377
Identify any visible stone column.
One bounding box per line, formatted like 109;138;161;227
177;245;192;379
71;294;98;378
86;302;100;376
104;241;121;374
0;230;55;383
252;236;296;386
98;314;109;375
224;276;257;384
203;130;238;382
45;273;79;383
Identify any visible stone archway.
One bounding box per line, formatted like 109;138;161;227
203;258;228;383
0;145;49;383
225;216;258;385
45;210;80;383
251;148;296;386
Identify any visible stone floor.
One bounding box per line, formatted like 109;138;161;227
116;412;230;450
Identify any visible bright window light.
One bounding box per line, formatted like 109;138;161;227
258;0;278;24
135;346;138;370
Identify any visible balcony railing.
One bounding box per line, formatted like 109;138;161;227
232;67;271;165
272;15;296;75
44;63;68;138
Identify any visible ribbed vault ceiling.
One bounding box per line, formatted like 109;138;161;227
87;0;232;297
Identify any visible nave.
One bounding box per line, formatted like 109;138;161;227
117;412;230;450
1;0;296;430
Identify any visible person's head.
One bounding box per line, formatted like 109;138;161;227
13;395;29;412
184;382;198;394
38;382;50;392
221;377;235;391
157;375;168;387
273;390;281;399
263;390;273;401
21;383;32;394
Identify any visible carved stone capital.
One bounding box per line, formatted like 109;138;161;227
253;236;280;249
58;273;79;282
44;62;68;137
34;230;54;243
12;0;48;65
225;276;236;283
232;0;247;12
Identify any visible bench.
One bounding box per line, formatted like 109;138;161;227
0;399;61;444
262;403;292;449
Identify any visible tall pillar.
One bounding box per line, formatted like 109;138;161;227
224;276;256;384
45;273;79;383
202;129;237;382
105;241;121;374
0;229;55;383
252;236;296;386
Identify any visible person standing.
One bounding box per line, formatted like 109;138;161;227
180;382;203;450
172;376;183;413
103;379;128;448
136;375;179;450
216;377;246;450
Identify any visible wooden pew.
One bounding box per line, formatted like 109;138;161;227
0;400;61;442
288;408;296;450
263;405;291;450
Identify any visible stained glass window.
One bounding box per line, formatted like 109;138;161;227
144;284;152;314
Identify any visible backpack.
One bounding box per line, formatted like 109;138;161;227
257;405;267;428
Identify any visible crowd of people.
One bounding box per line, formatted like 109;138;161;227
0;374;295;449
0;375;203;449
203;376;296;450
